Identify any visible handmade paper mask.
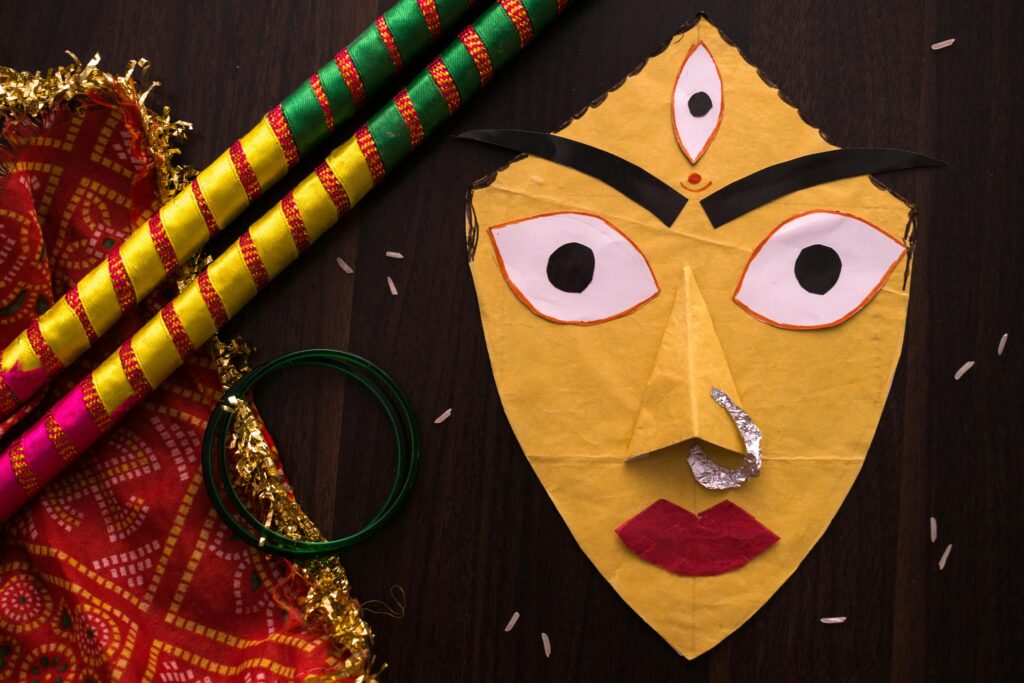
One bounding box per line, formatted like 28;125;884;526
466;17;933;657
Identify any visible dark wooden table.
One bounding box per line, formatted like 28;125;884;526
3;1;1021;680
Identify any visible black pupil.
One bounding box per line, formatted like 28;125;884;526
794;244;842;295
687;91;713;117
547;242;595;293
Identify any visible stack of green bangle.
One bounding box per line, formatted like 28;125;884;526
202;349;420;559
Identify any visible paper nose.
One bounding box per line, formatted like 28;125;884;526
627;266;744;456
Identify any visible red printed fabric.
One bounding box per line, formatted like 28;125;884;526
0;90;340;680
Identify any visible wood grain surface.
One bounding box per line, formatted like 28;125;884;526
2;1;1021;680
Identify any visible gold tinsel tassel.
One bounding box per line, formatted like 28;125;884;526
207;332;378;680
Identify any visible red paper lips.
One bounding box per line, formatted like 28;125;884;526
615;499;779;576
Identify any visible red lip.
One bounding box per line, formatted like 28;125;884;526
615;499;779;576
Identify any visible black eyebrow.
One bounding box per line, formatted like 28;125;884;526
455;129;687;227
457;131;944;230
701;149;945;228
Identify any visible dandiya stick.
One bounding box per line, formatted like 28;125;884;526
0;0;573;522
0;0;480;428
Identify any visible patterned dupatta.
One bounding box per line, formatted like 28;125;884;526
0;57;367;683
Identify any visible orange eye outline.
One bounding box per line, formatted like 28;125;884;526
732;209;907;330
488;211;660;326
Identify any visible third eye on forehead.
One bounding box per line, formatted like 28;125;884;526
547;242;595;293
688;91;713;118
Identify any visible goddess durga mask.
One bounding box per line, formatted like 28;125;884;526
465;16;937;657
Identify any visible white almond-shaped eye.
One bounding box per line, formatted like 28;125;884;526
734;211;906;329
672;41;723;164
489;212;659;325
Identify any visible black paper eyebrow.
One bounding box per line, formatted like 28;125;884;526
455;129;687;227
701;149;944;228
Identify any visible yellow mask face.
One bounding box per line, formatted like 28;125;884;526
468;17;911;658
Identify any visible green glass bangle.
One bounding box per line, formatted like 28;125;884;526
201;349;420;559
